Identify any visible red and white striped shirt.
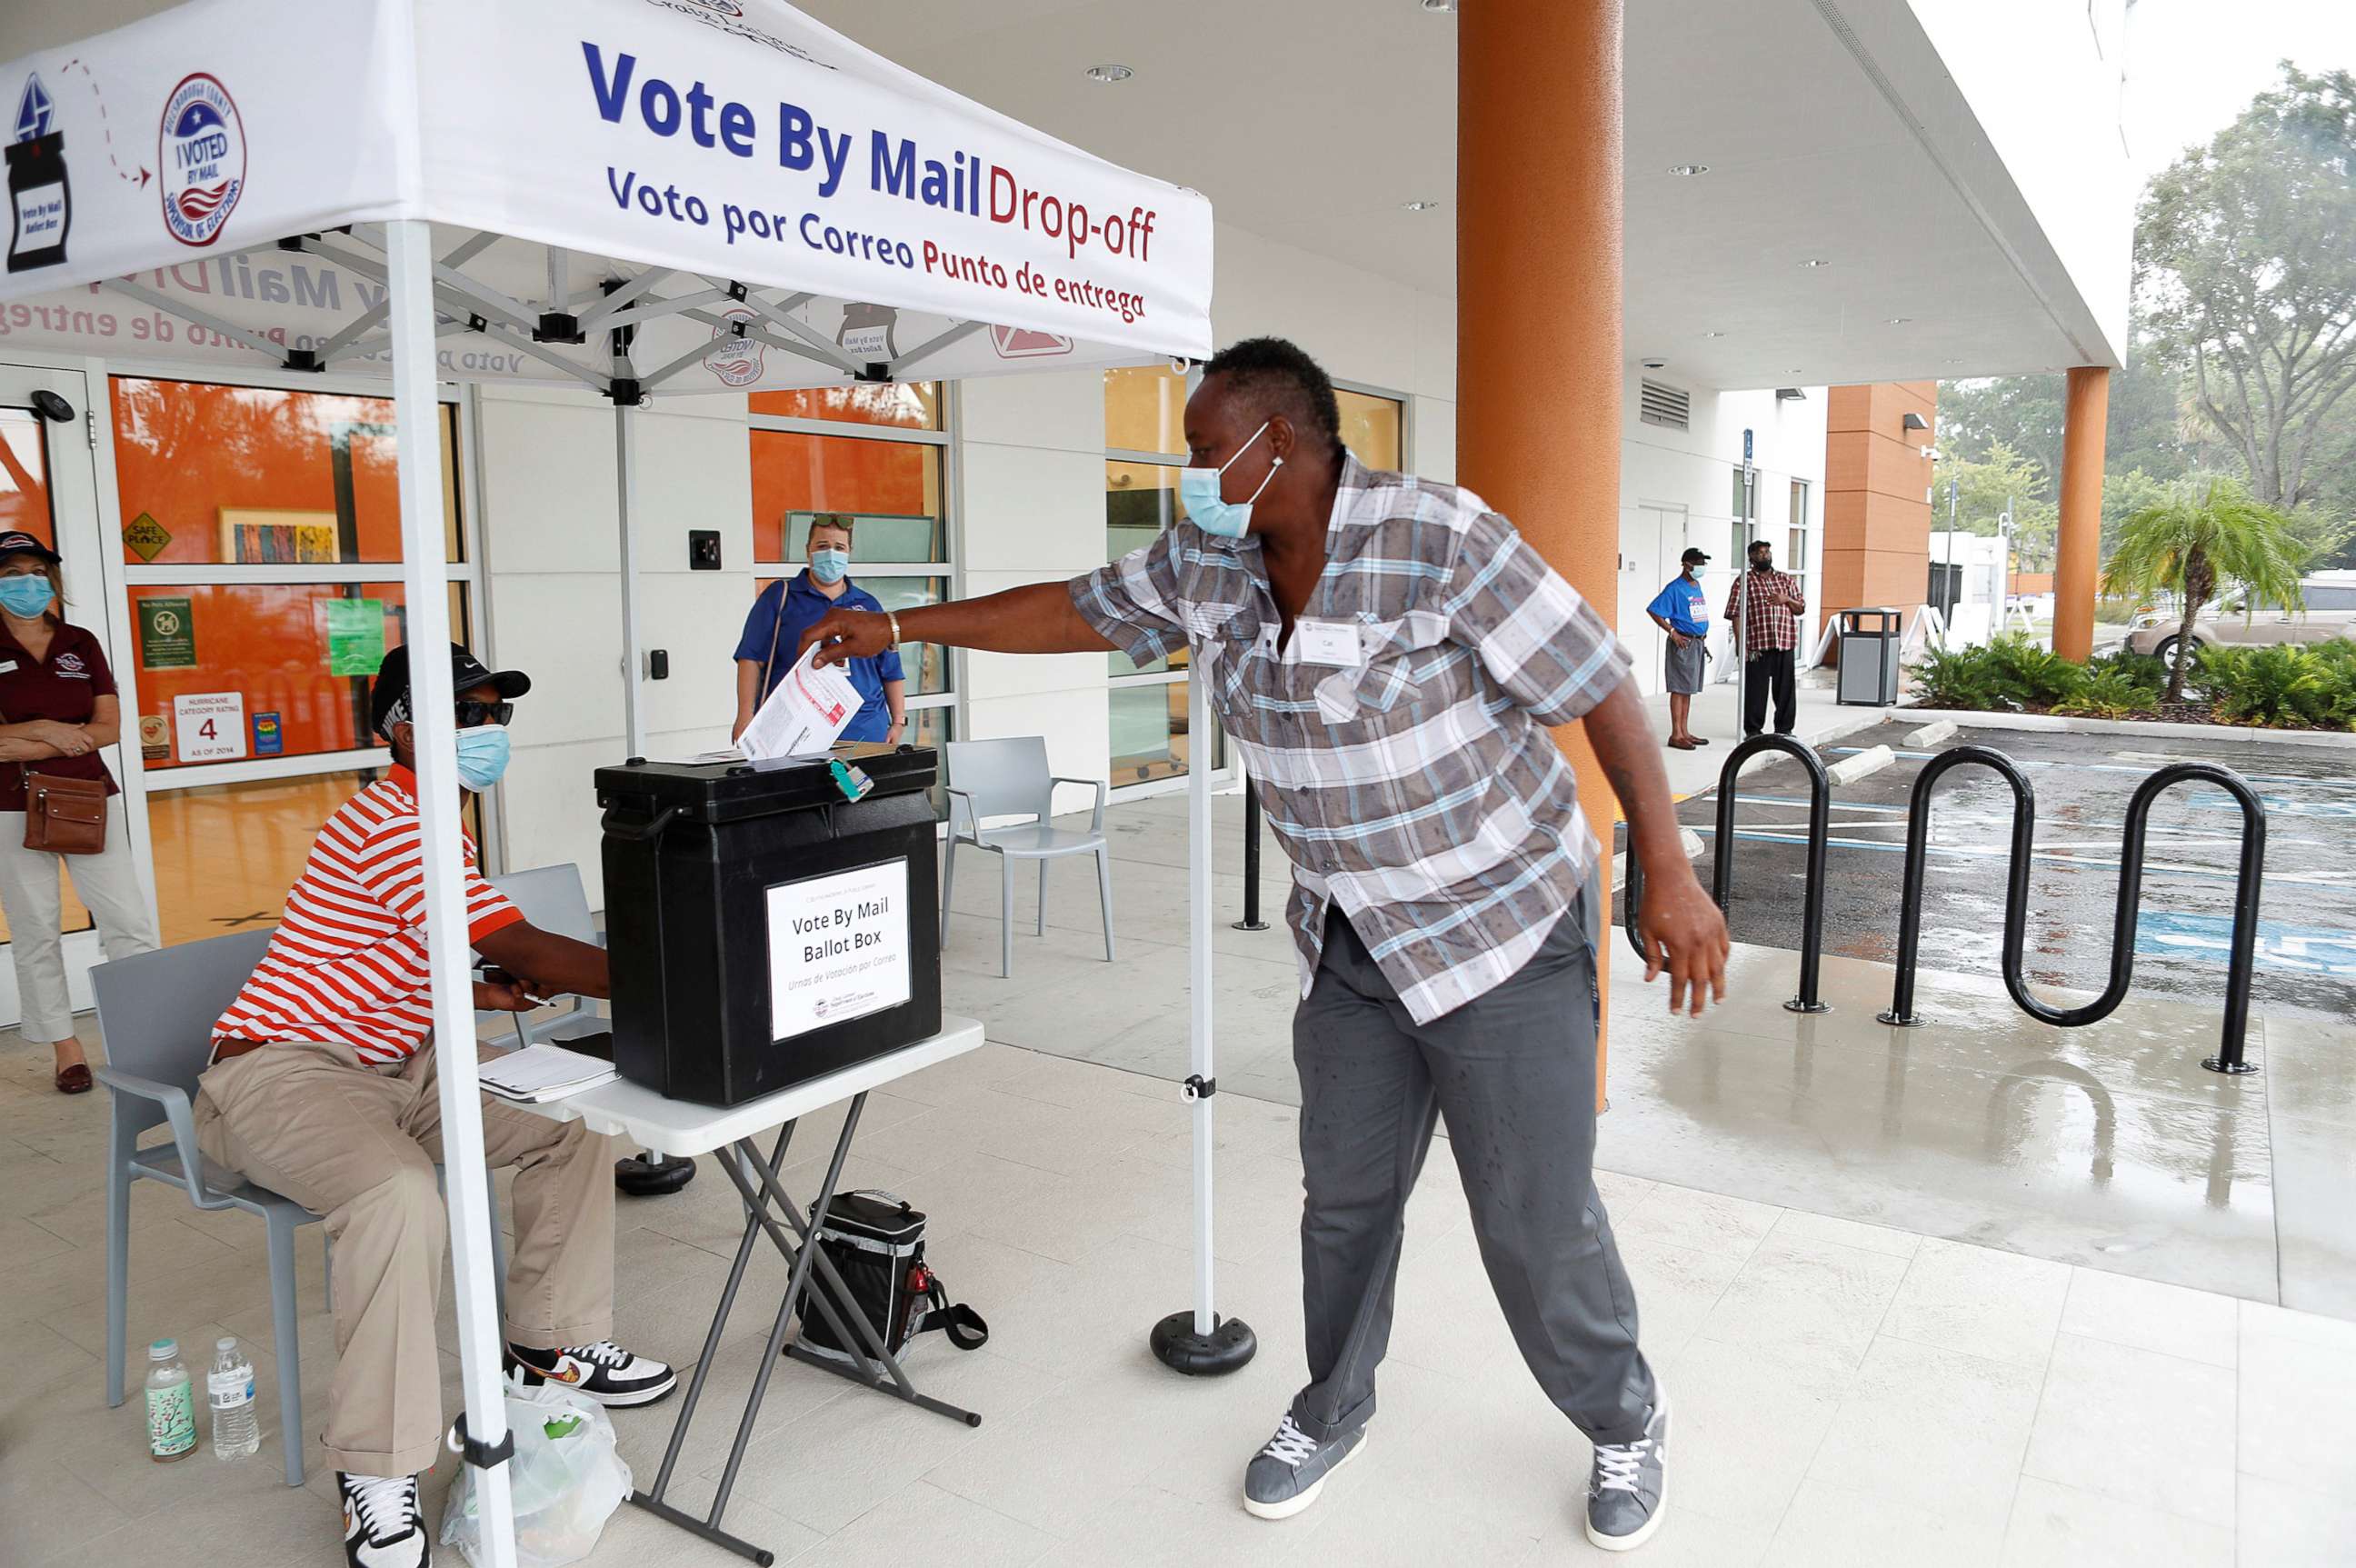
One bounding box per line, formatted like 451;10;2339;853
214;767;523;1064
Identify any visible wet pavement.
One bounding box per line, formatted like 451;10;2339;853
1649;719;2356;1025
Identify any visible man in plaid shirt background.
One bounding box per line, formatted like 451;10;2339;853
1726;536;1808;735
806;337;1730;1553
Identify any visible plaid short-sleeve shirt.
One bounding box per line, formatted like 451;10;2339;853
1072;455;1632;1024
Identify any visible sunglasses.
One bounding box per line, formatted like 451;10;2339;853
454;700;514;728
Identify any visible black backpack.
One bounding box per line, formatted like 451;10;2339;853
790;1190;988;1366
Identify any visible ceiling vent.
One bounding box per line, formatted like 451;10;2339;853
1639;378;1691;432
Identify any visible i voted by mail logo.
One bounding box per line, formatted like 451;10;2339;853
159;74;244;248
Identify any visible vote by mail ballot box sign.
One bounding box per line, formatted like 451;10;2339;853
765;858;912;1040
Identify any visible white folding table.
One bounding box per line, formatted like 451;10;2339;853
514;1016;986;1566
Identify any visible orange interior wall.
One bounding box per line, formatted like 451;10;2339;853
746;430;933;560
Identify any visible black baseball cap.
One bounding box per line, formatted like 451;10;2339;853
0;531;61;564
370;643;532;738
1681;547;1711;564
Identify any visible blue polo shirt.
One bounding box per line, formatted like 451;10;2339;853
733;572;906;742
1645;574;1712;637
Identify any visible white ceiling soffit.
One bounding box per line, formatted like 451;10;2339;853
5;0;2122;392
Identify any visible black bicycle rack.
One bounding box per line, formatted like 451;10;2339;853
1875;745;2268;1075
1625;734;1833;1014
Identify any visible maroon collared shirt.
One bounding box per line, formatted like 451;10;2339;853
0;618;119;812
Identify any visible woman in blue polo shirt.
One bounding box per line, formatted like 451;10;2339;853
732;514;906;746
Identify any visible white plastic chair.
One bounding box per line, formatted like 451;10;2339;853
943;737;1115;977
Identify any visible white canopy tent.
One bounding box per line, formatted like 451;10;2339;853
1;1;1231;1558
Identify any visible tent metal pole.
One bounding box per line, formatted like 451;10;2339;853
385;217;517;1565
1188;672;1213;1334
615;402;648;759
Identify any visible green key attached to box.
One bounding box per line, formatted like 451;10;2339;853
828;759;874;803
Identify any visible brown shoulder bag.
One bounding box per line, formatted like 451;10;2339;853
2;704;109;854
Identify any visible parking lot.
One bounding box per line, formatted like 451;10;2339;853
1654;720;2356;1024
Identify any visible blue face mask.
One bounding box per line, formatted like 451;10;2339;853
453;724;512;793
0;574;53;619
809;548;851;585
1178;422;1283;539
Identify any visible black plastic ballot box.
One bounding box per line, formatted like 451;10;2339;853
596;748;943;1106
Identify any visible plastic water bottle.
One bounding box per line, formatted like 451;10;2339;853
208;1336;260;1460
145;1339;196;1463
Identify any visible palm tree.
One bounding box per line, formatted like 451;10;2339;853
2101;473;2310;701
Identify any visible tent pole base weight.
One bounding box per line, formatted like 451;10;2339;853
1152;1311;1256;1375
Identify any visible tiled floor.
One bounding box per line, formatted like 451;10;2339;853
5;1037;2352;1567
940;791;2356;1320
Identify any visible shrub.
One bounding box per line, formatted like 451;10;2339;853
1979;635;2087;708
2084;648;2170;694
2055;669;2162;720
1909;642;2009;711
2194;643;2351;729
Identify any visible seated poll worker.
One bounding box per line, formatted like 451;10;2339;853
804;338;1730;1552
194;644;674;1568
734;513;906;745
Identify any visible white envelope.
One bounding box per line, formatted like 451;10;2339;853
738;642;863;762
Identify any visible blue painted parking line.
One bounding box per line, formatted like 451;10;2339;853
1825;747;2356;792
2136;911;2356;975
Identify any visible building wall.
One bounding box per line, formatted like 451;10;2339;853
1822;382;1937;640
1619;377;1830;691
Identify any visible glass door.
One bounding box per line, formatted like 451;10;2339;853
0;363;147;1028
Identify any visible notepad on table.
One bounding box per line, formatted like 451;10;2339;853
478;1044;618;1104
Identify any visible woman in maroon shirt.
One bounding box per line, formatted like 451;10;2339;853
0;532;157;1092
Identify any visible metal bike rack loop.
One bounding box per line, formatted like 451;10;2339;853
1876;745;2267;1075
1627;734;1833;1014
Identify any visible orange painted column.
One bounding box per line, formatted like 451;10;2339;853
1458;0;1622;1105
2054;366;2111;663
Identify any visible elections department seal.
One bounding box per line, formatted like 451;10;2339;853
158;74;243;248
704;307;765;387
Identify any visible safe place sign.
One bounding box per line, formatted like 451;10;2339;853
764;858;909;1040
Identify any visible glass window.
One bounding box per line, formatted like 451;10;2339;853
112;379;463;565
0;406;56;546
1104;462;1188;676
906;706;953;817
1104;365;1187;456
128;582;468;770
748;383;940;429
1336;388;1404;470
1111;680;1219;786
749;431;943;563
145;766;480;947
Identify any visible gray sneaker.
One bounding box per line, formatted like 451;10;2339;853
1584;1393;1669;1552
1243;1412;1367;1521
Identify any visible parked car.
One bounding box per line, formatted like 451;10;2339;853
2126;604;2356;663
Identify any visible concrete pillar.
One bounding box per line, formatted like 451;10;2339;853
1458;0;1622;1104
2054;366;2111;663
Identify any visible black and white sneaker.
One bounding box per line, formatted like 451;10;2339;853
340;1471;429;1568
505;1340;677;1407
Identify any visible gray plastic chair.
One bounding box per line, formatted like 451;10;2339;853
92;929;311;1485
943;737;1115;977
95;930;511;1488
477;864;609;1048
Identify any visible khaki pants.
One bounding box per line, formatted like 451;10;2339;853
0;801;158;1043
195;1041;615;1477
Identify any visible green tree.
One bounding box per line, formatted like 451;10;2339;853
2102;473;2311;699
1931;442;2061;569
2101;467;2174;561
2136;65;2356;510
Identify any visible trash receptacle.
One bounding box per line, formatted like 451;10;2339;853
1836;609;1904;705
596;746;943;1106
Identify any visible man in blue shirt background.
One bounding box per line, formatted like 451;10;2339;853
733;514;906;745
1644;547;1713;751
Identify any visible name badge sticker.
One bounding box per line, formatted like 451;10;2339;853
1296;620;1361;667
0;661;15;674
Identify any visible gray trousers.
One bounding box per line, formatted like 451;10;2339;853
1291;904;1654;1447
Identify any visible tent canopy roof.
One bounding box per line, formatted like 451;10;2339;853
0;0;1213;394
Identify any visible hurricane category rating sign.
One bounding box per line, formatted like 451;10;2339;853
765;858;910;1040
172;690;245;763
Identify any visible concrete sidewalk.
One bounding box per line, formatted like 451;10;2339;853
1640;667;1890;799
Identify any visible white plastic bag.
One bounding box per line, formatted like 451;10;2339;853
440;1382;634;1568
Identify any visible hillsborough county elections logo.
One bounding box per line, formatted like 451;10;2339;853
158;74;244;248
989;325;1073;360
704;307;765;386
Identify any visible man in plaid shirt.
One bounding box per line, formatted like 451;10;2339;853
807;338;1727;1552
1727;537;1807;735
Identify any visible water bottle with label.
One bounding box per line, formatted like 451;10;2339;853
208;1335;260;1460
145;1339;196;1463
